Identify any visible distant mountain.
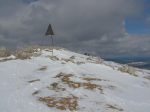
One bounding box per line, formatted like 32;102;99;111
105;56;150;70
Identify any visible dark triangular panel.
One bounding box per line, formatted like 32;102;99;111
45;24;54;36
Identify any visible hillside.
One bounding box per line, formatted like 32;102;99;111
0;48;150;112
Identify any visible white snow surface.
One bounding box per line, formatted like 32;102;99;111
0;48;150;112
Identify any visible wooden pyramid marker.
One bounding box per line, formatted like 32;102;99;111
45;24;54;36
45;24;55;56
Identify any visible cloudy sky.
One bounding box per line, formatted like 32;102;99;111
0;0;150;58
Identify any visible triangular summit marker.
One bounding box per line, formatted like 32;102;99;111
45;24;54;36
45;24;55;56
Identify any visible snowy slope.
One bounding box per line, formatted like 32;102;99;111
0;48;150;112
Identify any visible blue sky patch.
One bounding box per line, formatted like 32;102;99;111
125;0;150;34
125;18;150;34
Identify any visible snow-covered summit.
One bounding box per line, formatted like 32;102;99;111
0;48;150;112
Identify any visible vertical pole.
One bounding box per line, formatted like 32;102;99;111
51;35;54;56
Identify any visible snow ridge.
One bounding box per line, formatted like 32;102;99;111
0;48;150;112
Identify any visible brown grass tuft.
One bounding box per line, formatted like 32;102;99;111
118;65;137;76
15;50;32;59
54;72;73;78
14;46;41;59
82;77;102;81
0;48;11;57
82;82;100;90
39;96;78;111
55;73;103;92
48;82;66;91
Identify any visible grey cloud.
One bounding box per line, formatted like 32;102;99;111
0;0;149;57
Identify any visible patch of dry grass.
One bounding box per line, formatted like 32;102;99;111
14;45;43;59
55;73;103;91
47;82;66;91
82;77;102;81
38;73;108;111
15;50;33;59
0;48;11;57
3;45;63;60
54;72;73;78
118;65;137;76
82;82;102;90
39;96;78;111
14;45;66;60
86;56;103;64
